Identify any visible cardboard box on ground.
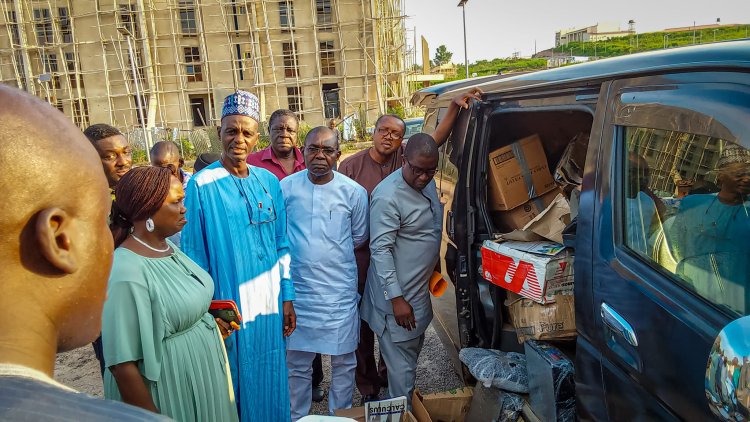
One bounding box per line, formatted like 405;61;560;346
334;388;473;422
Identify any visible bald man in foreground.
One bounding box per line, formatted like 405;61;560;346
0;86;167;420
359;134;442;409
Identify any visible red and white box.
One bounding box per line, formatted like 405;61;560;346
481;240;574;304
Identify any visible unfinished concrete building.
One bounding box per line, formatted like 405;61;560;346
0;0;409;139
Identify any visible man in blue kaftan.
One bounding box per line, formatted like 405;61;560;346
281;127;369;420
182;90;296;422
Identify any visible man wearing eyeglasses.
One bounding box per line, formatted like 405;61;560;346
360;134;442;410
247;109;328;403
339;89;481;404
281;127;368;421
182;91;296;422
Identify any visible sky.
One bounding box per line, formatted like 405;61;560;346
403;0;750;63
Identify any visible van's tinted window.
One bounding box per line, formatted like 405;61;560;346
623;126;750;316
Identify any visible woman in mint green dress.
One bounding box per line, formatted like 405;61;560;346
102;166;239;422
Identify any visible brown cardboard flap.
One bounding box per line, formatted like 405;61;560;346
401;411;420;422
421;387;473;422
491;189;560;233
523;194;571;244
411;389;432;422
507;292;576;343
334;406;365;422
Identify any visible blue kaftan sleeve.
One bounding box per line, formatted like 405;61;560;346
271;175;295;302
369;191;402;300
181;177;210;274
351;185;369;249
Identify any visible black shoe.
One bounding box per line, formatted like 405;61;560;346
312;386;325;403
361;394;379;406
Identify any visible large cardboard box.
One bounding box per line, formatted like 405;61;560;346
488;134;556;211
420;388;473;422
481;240;574;304
491;188;561;233
335;389;473;422
506;291;576;343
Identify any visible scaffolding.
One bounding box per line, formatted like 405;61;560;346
0;0;410;137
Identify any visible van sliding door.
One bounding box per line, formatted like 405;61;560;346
593;71;750;420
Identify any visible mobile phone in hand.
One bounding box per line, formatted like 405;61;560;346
209;299;242;325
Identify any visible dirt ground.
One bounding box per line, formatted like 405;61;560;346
54;322;462;415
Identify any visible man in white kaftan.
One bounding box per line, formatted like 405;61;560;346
281;127;369;420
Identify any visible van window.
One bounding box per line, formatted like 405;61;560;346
623;126;750;316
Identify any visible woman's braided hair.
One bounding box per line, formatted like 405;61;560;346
111;166;172;248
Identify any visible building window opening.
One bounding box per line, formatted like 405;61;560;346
33;8;53;45
322;83;340;119
282;42;299;78
287;86;303;118
184;47;203;82
279;0;295;33
315;0;333;31
319;41;336;76
178;0;197;35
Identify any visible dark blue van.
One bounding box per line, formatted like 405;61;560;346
415;40;750;420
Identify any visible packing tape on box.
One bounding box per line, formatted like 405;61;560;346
511;142;546;210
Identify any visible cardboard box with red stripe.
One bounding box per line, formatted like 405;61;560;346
480;240;574;304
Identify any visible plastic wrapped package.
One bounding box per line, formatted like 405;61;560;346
458;347;529;393
498;392;524;422
524;339;576;422
465;383;524;422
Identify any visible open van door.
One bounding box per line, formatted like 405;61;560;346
435;101;481;366
589;71;750;420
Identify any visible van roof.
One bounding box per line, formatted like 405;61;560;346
412;40;750;107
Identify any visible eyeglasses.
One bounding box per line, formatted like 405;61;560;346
232;170;277;226
376;127;404;139
406;158;437;177
305;145;338;156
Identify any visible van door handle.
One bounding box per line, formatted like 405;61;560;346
601;302;638;347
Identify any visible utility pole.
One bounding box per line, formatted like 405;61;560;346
458;0;469;79
693;21;695;45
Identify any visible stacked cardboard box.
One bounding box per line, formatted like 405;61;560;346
484;134;577;343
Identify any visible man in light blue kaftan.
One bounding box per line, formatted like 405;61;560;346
182;90;296;422
281;127;369;421
668;143;750;315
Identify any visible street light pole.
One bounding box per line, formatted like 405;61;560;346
118;26;150;162
458;0;469;79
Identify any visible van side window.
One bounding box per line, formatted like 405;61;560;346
623;126;750;316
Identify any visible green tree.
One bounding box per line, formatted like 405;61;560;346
433;45;453;66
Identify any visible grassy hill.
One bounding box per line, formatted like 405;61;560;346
439;24;748;83
553;24;749;58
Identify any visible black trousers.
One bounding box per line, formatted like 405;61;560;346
312;353;323;387
92;336;105;377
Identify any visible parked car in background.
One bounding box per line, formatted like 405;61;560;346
403;117;424;144
415;40;750;420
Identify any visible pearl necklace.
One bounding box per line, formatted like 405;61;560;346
131;234;171;253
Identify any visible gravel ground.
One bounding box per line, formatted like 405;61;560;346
54;321;463;415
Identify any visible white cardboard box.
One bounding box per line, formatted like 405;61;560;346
481;240;574;304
